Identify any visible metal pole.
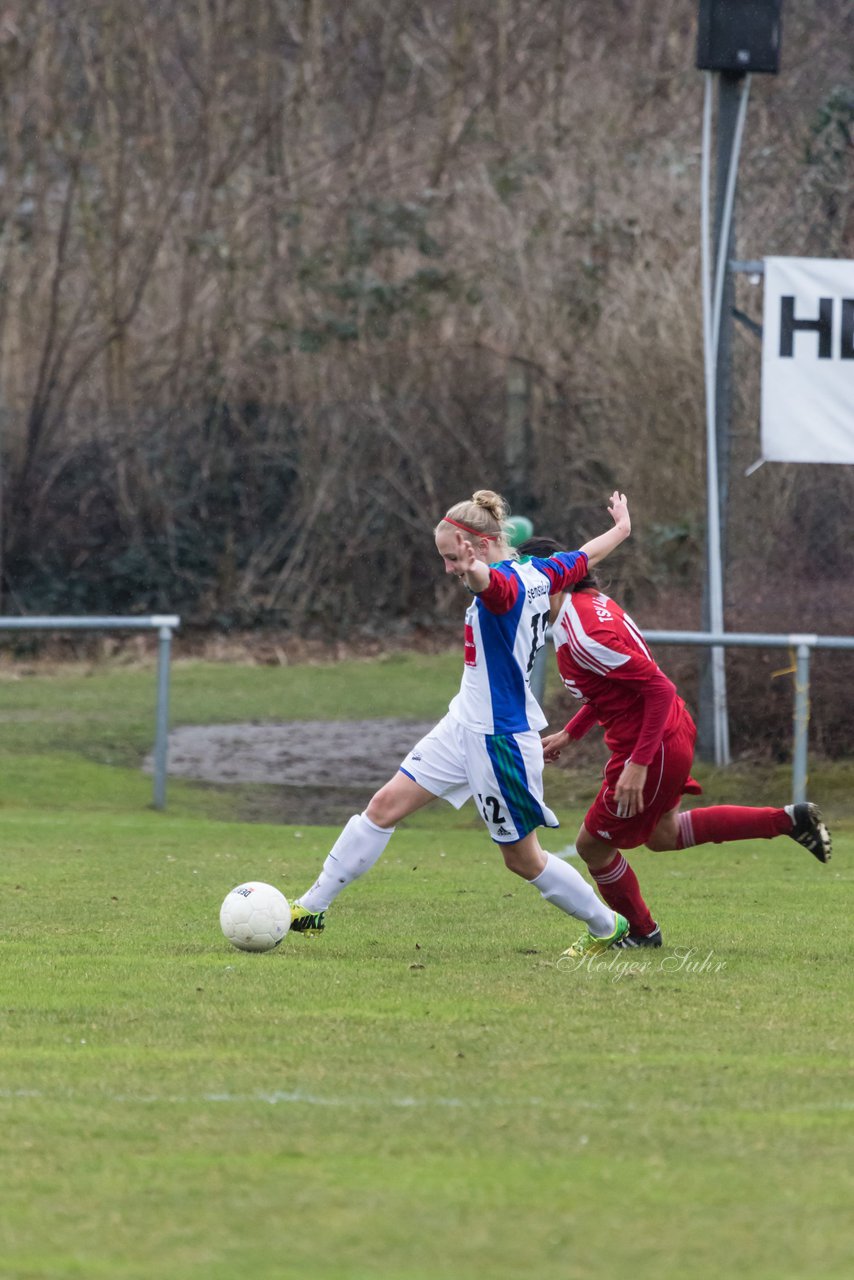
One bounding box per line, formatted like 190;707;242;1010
699;72;729;764
530;642;548;707
0;405;4;615
792;641;811;805
0;614;180;809
698;71;750;765
711;73;749;574
153;624;174;810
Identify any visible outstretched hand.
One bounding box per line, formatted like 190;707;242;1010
607;491;630;535
580;490;631;569
453;530;481;575
450;529;491;593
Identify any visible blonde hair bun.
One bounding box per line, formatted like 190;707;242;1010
470;490;510;524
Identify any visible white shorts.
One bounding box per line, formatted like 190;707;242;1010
399;712;559;844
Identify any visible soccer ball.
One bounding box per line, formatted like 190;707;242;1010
219;881;291;952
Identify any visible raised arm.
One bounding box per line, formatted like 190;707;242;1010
579;491;631;568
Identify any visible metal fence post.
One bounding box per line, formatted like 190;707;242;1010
530;643;548;708
152;621;175;810
0;614;180;808
791;639;813;806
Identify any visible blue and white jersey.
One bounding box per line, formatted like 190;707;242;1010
447;551;589;735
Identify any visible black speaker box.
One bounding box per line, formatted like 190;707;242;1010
696;0;782;74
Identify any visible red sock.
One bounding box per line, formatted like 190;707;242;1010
591;853;656;938
677;806;792;849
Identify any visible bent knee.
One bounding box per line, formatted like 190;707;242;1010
500;839;546;880
646;820;679;851
575;826;612;867
574;835;598;865
501;847;529;876
364;786;398;829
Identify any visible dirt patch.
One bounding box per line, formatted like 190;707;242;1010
145;720;437;824
159;720;436;786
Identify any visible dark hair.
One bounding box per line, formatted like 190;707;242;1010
517;536;598;592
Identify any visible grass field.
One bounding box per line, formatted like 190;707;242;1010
0;650;852;1279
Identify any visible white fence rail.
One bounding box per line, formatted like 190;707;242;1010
0;615;180;810
644;631;854;803
533;629;854;804
4;620;850;811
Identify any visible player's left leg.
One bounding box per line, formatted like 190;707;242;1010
465;728;627;951
504;832;629;956
662;802;831;863
292;716;468;932
569;744;674;946
292;772;435;931
786;803;832;862
576;823;660;947
501;829;623;944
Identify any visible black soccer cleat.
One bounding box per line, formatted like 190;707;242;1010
617;924;663;949
785;802;832;864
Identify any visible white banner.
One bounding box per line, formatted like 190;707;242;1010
761;256;854;464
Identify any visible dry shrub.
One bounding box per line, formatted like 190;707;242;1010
0;0;851;746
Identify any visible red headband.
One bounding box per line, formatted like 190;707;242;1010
441;516;500;540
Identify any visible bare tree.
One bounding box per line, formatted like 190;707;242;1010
0;0;848;717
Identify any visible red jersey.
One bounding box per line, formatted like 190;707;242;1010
552;589;684;765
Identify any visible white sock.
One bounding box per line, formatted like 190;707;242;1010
531;852;616;936
297;812;395;912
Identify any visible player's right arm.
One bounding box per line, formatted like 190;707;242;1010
448;529;522;614
542;703;598;762
535;492;631;597
569;622;677;817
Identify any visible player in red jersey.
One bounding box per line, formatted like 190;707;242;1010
520;538;832;948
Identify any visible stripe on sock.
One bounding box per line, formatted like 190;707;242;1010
592;854;628;886
677;810;695;849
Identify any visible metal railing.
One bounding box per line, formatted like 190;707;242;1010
0;614;180;810
644;631;854;803
533;629;854;804
4;619;849;810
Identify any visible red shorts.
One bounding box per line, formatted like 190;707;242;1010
582;707;702;849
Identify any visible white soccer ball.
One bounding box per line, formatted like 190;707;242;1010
219;881;291;952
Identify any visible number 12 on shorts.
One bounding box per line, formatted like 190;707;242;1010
477;793;507;826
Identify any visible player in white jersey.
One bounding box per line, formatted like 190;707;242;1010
289;488;634;959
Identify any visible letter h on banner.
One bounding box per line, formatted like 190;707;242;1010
760;256;854;465
778;296;833;358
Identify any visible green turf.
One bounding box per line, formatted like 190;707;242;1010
0;651;461;765
0;653;852;1278
0;649;849;823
